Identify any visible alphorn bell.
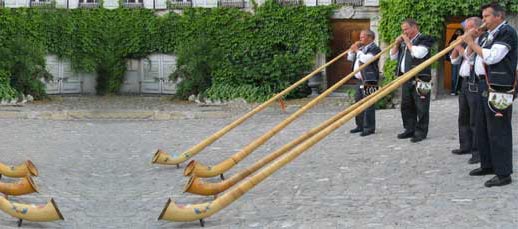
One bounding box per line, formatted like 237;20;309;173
183;42;397;179
184;46;403;196
0;176;39;198
152;48;353;168
159;33;470;224
0;160;39;179
0;197;64;227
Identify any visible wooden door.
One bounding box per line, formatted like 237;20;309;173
444;20;464;91
327;19;370;87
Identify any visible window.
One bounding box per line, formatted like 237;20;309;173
217;0;245;9
79;0;101;8
30;0;54;8
168;0;192;9
122;0;144;8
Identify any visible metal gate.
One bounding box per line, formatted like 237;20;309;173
45;55;82;95
140;54;177;95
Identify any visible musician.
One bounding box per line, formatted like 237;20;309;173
347;29;381;137
449;17;483;164
463;2;517;187
390;19;435;143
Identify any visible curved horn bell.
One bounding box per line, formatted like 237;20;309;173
0;176;39;198
0;197;64;225
183;42;397;179
151;48;353;168
0;160;39;178
159;34;467;224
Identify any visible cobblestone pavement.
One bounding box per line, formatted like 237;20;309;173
0;96;517;228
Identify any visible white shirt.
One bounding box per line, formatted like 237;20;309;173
474;21;510;76
450;38;479;77
389;33;430;73
347;42;375;80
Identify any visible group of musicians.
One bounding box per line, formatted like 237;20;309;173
347;2;516;187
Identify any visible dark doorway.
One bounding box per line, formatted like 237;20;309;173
444;19;465;92
327;19;370;88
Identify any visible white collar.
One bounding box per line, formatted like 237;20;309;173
488;21;507;36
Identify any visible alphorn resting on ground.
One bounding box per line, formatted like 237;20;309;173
152;48;353;168
184;43;401;196
0;160;39;179
181;42;396;179
158;33;470;226
0;197;64;227
0;176;39;198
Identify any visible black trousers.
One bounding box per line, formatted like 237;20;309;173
400;80;430;138
477;83;514;176
457;78;480;157
354;83;375;132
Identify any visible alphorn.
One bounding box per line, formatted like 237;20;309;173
159;36;466;224
183;42;397;178
185;56;402;196
0;196;64;227
152;48;352;168
0;160;39;179
0;176;39;198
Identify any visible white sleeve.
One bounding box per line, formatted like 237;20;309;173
390;49;398;60
450;55;462;65
410;45;429;59
481;44;509;65
357;51;374;63
347;52;356;62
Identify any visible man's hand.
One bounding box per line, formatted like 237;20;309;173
454;45;464;54
462;29;475;45
395;35;403;44
350;41;361;52
401;34;412;47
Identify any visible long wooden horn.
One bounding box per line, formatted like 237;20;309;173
0;176;39;198
185;67;401;196
184;42;397;178
158;36;465;223
152;48;352;167
0;160;39;179
0;196;64;226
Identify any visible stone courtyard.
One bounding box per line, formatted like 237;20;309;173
0;96;517;228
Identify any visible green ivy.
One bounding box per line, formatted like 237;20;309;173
377;0;518;109
0;2;334;101
379;0;518;43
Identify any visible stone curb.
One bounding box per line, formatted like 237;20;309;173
0;110;231;121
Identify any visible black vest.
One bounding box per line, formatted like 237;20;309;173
395;34;435;82
352;43;381;83
481;23;518;88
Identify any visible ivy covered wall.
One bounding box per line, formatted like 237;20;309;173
0;2;335;101
379;0;518;43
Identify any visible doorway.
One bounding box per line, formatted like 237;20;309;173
327;19;370;88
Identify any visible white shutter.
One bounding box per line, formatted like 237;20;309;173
103;0;118;8
193;0;216;8
154;0;166;9
143;0;154;8
68;0;79;8
4;0;29;7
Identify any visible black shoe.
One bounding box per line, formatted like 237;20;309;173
350;127;362;134
484;175;512;187
451;149;470;155
468;157;480;164
397;131;414;139
360;130;375;137
410;136;424;143
469;168;494;176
